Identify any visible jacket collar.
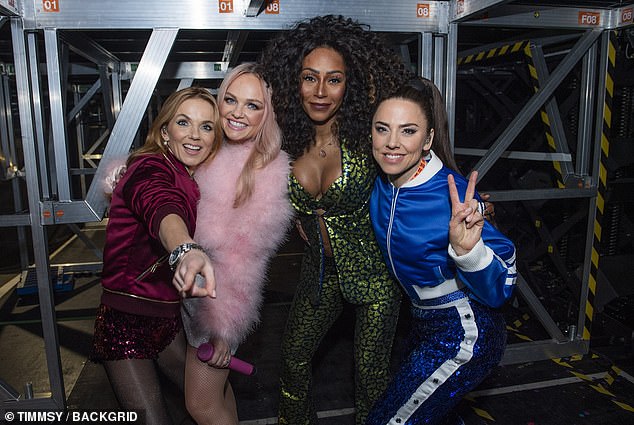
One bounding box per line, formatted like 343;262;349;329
399;149;443;188
162;149;193;177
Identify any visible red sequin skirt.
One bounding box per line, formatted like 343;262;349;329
90;304;181;361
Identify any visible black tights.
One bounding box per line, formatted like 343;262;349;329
103;331;187;425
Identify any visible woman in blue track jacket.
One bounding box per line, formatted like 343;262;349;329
367;78;517;425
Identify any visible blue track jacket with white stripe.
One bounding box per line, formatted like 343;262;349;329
369;151;517;308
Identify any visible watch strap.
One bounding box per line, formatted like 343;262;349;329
169;243;207;270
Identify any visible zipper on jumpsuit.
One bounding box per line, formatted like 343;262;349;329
315;213;326;302
386;186;401;285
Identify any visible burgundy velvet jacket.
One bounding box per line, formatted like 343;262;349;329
100;151;199;318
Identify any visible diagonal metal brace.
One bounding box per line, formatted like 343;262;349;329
472;29;602;181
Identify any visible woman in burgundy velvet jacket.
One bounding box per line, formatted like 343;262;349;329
91;87;222;425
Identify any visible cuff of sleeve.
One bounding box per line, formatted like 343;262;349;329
150;205;185;239
448;238;492;272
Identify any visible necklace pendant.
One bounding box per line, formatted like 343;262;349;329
319;149;327;158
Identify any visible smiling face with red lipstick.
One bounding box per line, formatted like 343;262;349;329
299;46;347;128
372;97;434;188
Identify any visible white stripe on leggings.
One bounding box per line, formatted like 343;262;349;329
387;298;478;424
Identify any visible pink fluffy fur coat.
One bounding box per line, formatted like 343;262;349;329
182;140;293;349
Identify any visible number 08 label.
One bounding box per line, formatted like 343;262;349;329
417;4;430;18
265;0;280;14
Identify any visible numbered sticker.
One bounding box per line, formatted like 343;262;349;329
265;0;280;14
219;0;233;14
622;8;633;24
578;11;600;26
417;3;430;18
42;0;59;12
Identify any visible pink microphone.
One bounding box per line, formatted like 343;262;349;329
197;343;256;376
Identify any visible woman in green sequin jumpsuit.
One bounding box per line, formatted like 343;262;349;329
261;15;413;425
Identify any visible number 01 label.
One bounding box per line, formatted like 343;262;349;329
42;0;59;12
219;0;233;14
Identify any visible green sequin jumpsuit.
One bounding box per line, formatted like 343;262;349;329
278;142;402;425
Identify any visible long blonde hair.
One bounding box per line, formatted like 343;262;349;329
217;63;282;207
127;86;222;167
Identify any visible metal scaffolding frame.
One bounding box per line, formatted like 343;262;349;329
0;0;632;413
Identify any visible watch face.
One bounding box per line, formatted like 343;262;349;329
169;246;183;266
168;243;201;270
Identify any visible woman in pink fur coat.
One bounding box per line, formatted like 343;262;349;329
181;63;293;425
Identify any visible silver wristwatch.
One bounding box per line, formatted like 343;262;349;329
168;243;206;271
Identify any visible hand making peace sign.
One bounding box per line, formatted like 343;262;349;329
448;171;485;256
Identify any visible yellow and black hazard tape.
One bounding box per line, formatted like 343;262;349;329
506;312;633;413
458;33;625;420
552;353;592;369
564;354;634;413
585;30;617;343
506;312;534;342
462;313;535;421
457;40;530;65
459;38;567;188
512;312;532;329
467;307;634;420
463;393;496;422
523;44;566;188
594;362;634;412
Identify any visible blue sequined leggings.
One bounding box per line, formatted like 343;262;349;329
366;292;506;425
279;258;401;425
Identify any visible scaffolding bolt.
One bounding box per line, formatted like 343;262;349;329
24;382;34;399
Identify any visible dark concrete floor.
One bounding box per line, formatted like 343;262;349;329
1;225;633;424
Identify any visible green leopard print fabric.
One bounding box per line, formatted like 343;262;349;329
278;258;401;425
280;142;402;424
288;141;401;305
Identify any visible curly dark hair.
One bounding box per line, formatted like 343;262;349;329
260;15;413;159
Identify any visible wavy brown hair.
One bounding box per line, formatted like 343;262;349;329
260;15;413;160
126;86;222;167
